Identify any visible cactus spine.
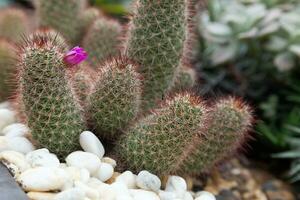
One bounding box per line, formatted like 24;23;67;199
36;0;87;44
88;58;141;139
180;97;252;174
0;8;29;42
116;94;208;174
126;0;188;110
83;18;122;68
171;66;197;92
0;40;17;101
18;33;86;158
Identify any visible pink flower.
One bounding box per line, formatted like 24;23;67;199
64;46;87;66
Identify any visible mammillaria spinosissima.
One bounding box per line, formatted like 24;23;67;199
7;0;253;174
17;33;87;158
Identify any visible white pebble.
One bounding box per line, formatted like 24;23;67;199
27;192;57;200
130;189;160;200
54;188;85;200
95;162;114;182
97;182;116;200
195;191;216;200
26;148;60;168
101;157;117;168
0;101;11;109
0;151;30;177
111;181;130;196
0;109;15;130
0;136;35;153
17;167;70;192
2;123;29;137
136;170;161;192
66;151;101;174
116;195;134;200
64;167;91;185
158;190;177;200
115;171;137;189
74;181;99;200
0;136;35;154
165;176;187;192
79;131;105;158
183;192;193;200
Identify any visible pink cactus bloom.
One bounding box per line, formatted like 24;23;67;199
64;46;87;66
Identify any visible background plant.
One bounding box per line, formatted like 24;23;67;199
196;0;300;181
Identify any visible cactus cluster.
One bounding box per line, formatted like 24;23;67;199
18;33;87;158
5;0;254;174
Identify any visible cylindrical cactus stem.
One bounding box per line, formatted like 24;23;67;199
71;64;95;108
115;93;209;174
170;65;197;93
88;57;141;140
125;0;188;110
180;97;253;175
0;8;29;42
83;18;122;68
17;32;87;158
0;39;17;101
77;7;101;42
36;0;87;44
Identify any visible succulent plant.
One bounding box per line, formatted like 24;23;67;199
116;93;209;174
125;0;188;110
0;8;29;42
17;32;87;158
83;18;122;68
0;40;17;101
171;66;197;93
180;97;253;174
36;0;87;44
88;58;141;140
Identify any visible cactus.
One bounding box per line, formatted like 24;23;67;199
171;66;197;92
71;65;95;108
83;18;122;68
180;97;252;174
88;58;141;139
125;0;188;110
115;93;208;174
18;32;87;158
0;8;29;42
0;40;17;101
77;7;101;42
36;0;87;44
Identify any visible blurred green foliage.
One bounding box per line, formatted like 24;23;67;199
91;0;131;15
197;0;300;181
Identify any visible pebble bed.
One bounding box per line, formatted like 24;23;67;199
0;102;216;200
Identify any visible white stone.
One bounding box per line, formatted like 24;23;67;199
27;192;57;200
0;109;15;130
66;151;101;174
0;151;30;177
79;131;105;158
74;181;99;200
87;177;105;189
26;148;60;168
165;176;187;198
0;101;11;109
116;195;134;200
54;188;85;200
158;190;177;200
2;123;29;137
136;170;161;192
95;162;114;182
130;189;160;200
0;136;35;154
101;157;117;168
115;171;137;189
17;167;70;192
183;192;193;200
63;167;90;189
111;181;130;196
195;191;216;200
97;182;116;200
